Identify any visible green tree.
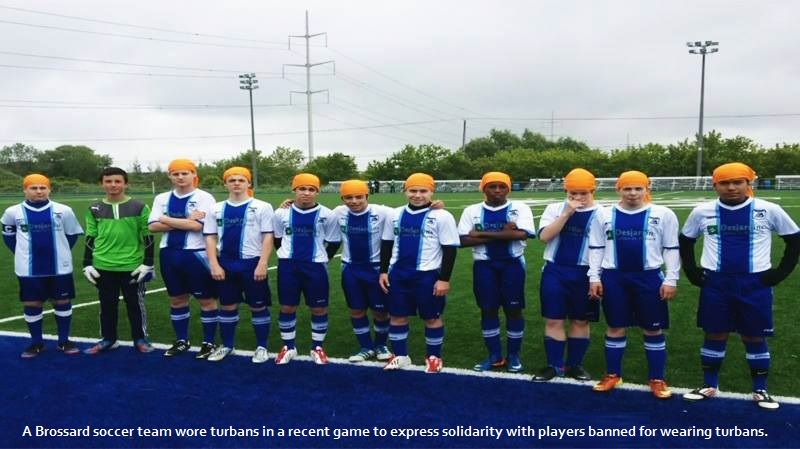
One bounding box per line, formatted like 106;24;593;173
303;152;358;184
36;145;113;183
364;144;452;180
265;146;305;186
0;143;42;176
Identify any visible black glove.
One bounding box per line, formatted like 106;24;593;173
760;269;784;287
684;265;706;287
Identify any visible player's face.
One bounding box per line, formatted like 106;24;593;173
169;170;196;190
617;185;647;208
342;194;368;213
225;175;250;196
101;174;127;197
294;185;319;207
483;182;509;205
23;184;50;202
405;187;433;206
566;189;594;207
714;178;750;203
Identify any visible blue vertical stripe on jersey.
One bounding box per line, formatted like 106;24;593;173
396;209;429;270
716;202;753;273
290;208;319;262
24;206;57;275
347;211;372;264
613;208;647;272
220;201;248;259
166;193;191;249
554;209;594;266
641;208;651;269
482;205;513;260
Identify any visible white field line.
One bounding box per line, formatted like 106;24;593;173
0;328;797;405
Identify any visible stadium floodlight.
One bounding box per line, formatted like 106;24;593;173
238;73;259;189
686;40;720;178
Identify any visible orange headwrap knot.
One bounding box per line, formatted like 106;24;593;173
479;172;511;191
712;162;756;197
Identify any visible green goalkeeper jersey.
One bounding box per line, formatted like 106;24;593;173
85;197;151;271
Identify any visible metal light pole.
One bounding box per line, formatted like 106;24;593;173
239;73;259;189
687;40;719;178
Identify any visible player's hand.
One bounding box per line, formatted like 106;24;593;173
210;264;225;281
83;266;100;285
564;198;584;213
130;264;154;284
588;282;603;300
279;199;294;209
684;266;706;287
433;280;450;296
430;200;445;210
503;222;518;231
378;273;390;294
188;210;206;221
254;261;268;281
760;269;783;287
660;284;677;301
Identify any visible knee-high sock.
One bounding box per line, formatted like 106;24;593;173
425;326;444;358
53;302;73;344
251;308;271;348
389;323;409;356
604;336;627;376
481;317;502;359
745;340;770;392
351;316;372;349
278;311;297;349
544;336;566;371
373;317;390;347
200;309;219;344
506;318;525;356
24;306;43;345
566;337;590;367
311;314;328;348
644;334;667;380
218;309;239;349
170;306;190;342
700;339;727;388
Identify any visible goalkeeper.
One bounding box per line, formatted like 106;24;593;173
83;167;156;354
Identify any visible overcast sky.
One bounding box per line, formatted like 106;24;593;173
1;1;798;171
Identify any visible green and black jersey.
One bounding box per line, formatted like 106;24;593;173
84;197;154;272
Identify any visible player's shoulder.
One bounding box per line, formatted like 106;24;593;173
649;203;678;218
193;189;216;201
751;197;782;211
49;200;75;213
250;198;273;211
429;207;456;221
2;202;23;217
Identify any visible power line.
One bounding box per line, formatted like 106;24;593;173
467;113;800;121
0;63;273;80
333;96;462;140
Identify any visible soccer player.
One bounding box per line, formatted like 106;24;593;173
458;172;535;373
532;168;602;382
379;173;460;373
83;167;155;354
680;162;799;410
2;174;83;357
204;167;274;363
272;173;339;365
148;159;219;359
587;171;680;399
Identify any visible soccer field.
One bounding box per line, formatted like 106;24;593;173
1;189;799;396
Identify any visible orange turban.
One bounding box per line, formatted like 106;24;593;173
563;168;596;191
404;173;435;191
223;166;253;197
23;174;50;189
291;173;320;191
479;172;511;191
616;170;651;203
168;159;199;187
712;162;756;197
340;180;369;197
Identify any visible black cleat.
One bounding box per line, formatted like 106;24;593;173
164;340;190;357
195;342;216;360
21;342;45;358
531;366;560;382
565;365;592;381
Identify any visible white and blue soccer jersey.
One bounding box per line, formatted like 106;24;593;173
457;200;536;261
204;198;274;260
273;203;339;263
2;201;83;277
539;203;602;266
333;204;392;265
149;189;216;250
382;205;460;271
682;197;800;274
588;204;681;285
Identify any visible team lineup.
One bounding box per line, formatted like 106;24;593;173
3;161;798;410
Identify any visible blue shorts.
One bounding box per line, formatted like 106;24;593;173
159;248;216;299
698;271;773;337
600;269;669;330
341;262;387;312
472;257;526;310
18;274;75;302
277;259;329;308
539;262;599;321
387;268;445;320
216;257;272;308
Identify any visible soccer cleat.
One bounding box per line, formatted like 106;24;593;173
21;342;45;358
374;345;393;361
649;379;673;399
57;341;80;355
84;339;119;355
383;355;412;371
593;374;623;392
207;346;232;362
425;355;443;374
310;346;329;365
565;365;592;381
348;348;376;363
134;339;154;353
195;342;215;360
753;390;780;410
164;340;190;357
683;385;717;402
531;366;560;382
507;354;523;373
275;346;297;365
252;346;269;364
473;357;506;372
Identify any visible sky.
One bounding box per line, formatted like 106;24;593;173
1;0;799;171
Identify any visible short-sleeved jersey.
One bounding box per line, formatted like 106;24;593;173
148;189;216;250
382;205;460;271
204;198;274;260
85;198;151;271
457;200;536;261
588;203;680;283
273;203;339;263
332;204;392;265
682;197;800;273
539;203;602;266
2;201;83;277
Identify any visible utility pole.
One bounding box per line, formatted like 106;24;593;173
461;119;467;151
285;11;334;163
686;40;719;178
239;73;259;189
